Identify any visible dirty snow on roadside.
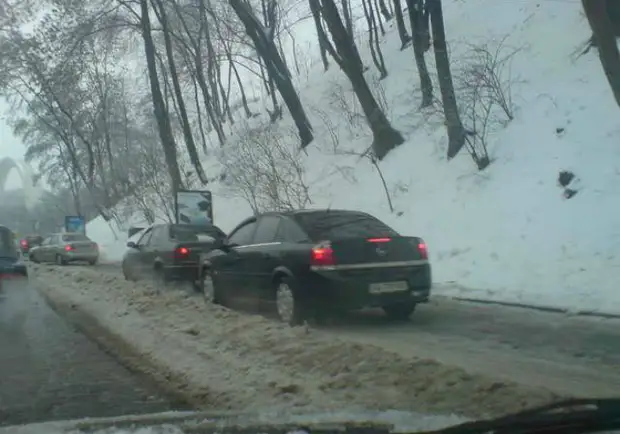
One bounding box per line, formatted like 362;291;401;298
32;264;560;419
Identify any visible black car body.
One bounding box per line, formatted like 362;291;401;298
198;209;431;325
122;223;226;286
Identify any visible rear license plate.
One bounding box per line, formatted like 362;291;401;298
369;281;408;294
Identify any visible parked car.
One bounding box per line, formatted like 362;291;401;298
19;234;43;255
198;209;431;325
29;233;99;265
122;223;227;288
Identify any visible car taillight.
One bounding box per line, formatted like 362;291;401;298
20;240;28;247
311;242;335;266
418;241;428;259
175;246;190;258
367;237;391;243
64;245;73;252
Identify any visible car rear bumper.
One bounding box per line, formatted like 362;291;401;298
64;252;99;262
164;264;200;282
304;263;432;311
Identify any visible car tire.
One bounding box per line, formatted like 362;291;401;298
201;269;222;305
88;259;97;266
122;261;131;280
55;254;66;266
275;277;306;327
152;264;169;290
30;254;38;263
382;302;416;321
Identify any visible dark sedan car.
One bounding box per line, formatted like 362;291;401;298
198;209;431;325
123;223;226;288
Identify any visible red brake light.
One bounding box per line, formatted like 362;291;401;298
64;245;73;252
311;242;335;266
418;242;428;259
176;247;190;256
367;237;391;243
20;240;28;247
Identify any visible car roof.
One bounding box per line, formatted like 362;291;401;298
258;209;365;217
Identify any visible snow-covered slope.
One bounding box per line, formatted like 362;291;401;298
88;0;620;314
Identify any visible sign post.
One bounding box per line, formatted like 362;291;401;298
174;190;213;225
64;215;86;235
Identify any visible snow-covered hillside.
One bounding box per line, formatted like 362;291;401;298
88;0;620;315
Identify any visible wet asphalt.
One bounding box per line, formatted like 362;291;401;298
0;274;186;427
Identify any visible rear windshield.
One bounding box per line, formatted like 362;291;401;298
171;224;226;242
292;211;398;241
62;234;90;242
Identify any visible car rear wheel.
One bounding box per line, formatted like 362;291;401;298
201;270;220;304
275;277;305;326
382;302;416;321
55;254;66;266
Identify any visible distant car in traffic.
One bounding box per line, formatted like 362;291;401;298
29;233;99;265
0;225;28;285
198;209;431;325
122;223;226;289
19;234;43;255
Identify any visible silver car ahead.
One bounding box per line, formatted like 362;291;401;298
30;233;99;266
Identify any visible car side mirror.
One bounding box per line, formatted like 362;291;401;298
220;239;238;251
126;241;139;249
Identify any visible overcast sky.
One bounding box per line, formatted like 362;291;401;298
0;98;27;190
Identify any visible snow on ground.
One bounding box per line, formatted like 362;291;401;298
33;264;559;420
87;0;620;314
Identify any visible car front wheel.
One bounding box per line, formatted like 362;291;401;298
201;270;220;304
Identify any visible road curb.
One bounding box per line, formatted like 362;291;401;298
448;296;620;320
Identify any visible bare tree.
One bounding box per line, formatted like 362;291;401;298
428;0;465;159
219;124;312;213
582;0;620;107
405;0;433;107
362;0;388;78
392;0;411;49
151;0;207;184
137;0;184;192
229;0;314;147
311;0;404;159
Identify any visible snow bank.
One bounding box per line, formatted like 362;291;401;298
34;265;559;419
86;0;620;313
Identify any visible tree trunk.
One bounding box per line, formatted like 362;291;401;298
583;0;620;107
316;0;404;159
392;0;411;49
428;0;465;159
405;0;433;107
310;0;330;70
229;0;313;147
139;0;183;193
152;0;207;184
341;0;354;35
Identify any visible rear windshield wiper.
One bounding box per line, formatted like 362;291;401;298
417;398;620;434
